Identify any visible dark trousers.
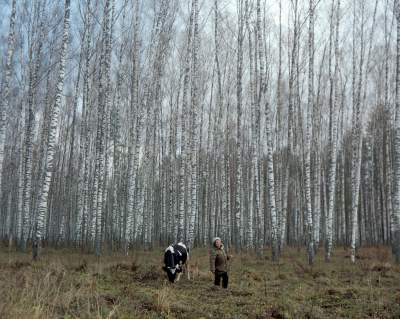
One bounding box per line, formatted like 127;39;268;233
214;271;229;288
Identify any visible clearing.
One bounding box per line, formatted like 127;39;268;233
0;246;399;318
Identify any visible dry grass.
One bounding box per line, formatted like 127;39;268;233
1;245;400;318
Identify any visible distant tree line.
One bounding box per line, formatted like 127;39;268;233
0;0;400;264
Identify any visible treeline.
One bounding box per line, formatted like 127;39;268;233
0;0;399;263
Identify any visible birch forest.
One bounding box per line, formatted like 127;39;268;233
1;0;400;264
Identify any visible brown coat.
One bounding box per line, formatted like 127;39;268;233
209;245;229;273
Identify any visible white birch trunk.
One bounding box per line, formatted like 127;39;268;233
326;0;340;262
0;0;16;200
351;0;365;263
177;2;194;242
255;0;262;253
392;1;400;263
76;0;92;245
245;1;254;249
125;0;140;253
33;0;71;259
17;129;24;243
187;0;199;250
304;0;315;265
235;0;244;250
266;99;279;261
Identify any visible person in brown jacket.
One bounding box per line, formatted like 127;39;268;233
209;237;230;288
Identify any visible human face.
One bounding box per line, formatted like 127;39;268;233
215;239;222;248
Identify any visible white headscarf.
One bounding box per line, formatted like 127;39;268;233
212;237;221;245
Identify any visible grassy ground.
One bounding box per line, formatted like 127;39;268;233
0;245;400;318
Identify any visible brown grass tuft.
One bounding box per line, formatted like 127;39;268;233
74;259;88;272
138;265;163;282
263;306;286;319
10;260;31;270
370;262;392;272
154;285;173;315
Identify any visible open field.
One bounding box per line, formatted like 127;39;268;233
0;246;400;318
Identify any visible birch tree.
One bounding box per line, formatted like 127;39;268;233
326;0;340;262
125;0;141;254
350;0;365;263
304;0;315;265
76;0;92;246
33;0;71;260
392;0;400;263
235;0;245;251
177;1;194;243
0;0;16;205
187;0;199;249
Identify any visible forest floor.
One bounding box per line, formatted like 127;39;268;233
0;245;400;318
